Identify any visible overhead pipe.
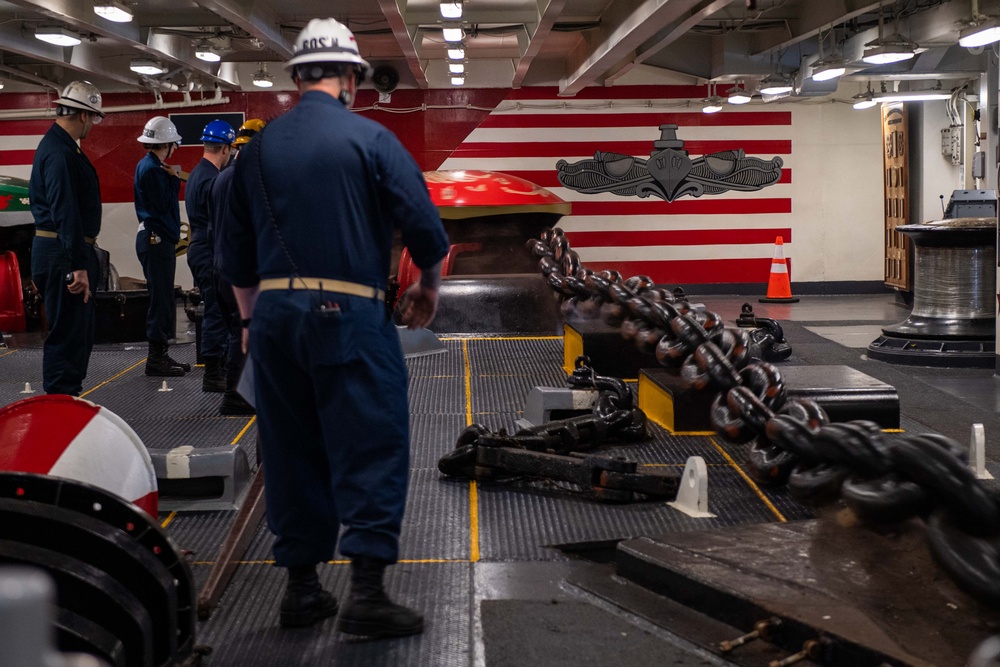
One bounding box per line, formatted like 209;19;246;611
0;86;230;120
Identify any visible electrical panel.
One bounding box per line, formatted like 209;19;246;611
940;127;962;165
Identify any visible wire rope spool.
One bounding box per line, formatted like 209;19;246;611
868;217;997;367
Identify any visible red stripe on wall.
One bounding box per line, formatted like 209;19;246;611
501;169;792;188
0;120;53;135
451;140;791;158
569;198;791;216
479;111;792;129
566;228;792;247
582;258;782;285
506;86;710;101
0;150;35;166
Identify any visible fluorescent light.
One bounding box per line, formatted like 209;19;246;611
853;98;877;109
702;97;723;113
130;58;165;75
451;75;465;86
862;36;916;65
94;1;133;23
195;40;221;62
252;67;273;88
448;62;465;74
35;26;82;47
875;90;951;102
442;26;463;42
447;46;465;60
0;81;5;91
440;1;462;19
960;19;1000;47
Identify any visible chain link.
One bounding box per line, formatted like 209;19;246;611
530;227;1000;605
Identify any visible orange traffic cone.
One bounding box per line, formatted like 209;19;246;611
759;236;799;303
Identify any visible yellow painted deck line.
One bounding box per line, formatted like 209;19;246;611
440;335;562;341
0;349;17;359
462;338;481;562
709;437;787;523
80;358;146;398
160;511;177;529
231;416;256;445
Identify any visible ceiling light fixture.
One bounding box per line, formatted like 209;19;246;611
758;73;793;95
440;1;462;19
442;25;464;42
960;3;1000;48
811;25;846;82
726;83;752;105
195;39;221;62
447;45;465;60
252;63;273;88
852;87;877;109
94;0;133;23
448;62;465;74
702;96;723;114
35;26;82;47
451;74;465;86
862;12;917;64
129;58;165;75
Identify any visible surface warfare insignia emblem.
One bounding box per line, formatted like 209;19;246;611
556;123;783;203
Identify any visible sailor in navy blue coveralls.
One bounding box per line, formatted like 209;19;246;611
29;81;105;396
134;116;189;376
185;119;234;391
218;17;448;636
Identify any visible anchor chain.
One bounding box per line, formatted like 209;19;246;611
529;227;1000;605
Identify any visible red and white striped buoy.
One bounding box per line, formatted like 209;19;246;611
0;395;157;516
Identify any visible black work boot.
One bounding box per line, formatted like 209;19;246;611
280;564;338;628
201;357;227;392
145;342;185;377
337;558;423;638
220;389;255;415
163;344;191;373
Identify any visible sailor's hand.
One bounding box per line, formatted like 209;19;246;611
399;283;439;330
67;269;90;304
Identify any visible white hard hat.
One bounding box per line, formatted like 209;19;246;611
56;81;104;117
138;116;182;144
285;18;370;71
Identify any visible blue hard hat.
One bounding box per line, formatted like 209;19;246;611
200;119;236;144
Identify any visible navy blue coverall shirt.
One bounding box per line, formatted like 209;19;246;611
218;90;449;567
29;122;102;396
185;157;226;359
134;151;182;344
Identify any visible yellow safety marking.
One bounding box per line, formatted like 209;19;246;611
469;481;481;562
462;339;473;425
80;359;146;398
160;511;177;529
0;349;18;359
710;437;787;522
230;416;256;445
461;338;482;562
883;428;905;433
439;335;562;341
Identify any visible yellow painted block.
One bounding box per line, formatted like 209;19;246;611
563;323;583;374
638;372;675;432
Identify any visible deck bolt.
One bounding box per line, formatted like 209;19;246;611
768;639;823;667
720;617;781;652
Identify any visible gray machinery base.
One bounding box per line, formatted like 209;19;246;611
431;274;563;335
867;331;994;368
149;445;252;512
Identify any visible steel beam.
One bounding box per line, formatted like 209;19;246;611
377;0;428;88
